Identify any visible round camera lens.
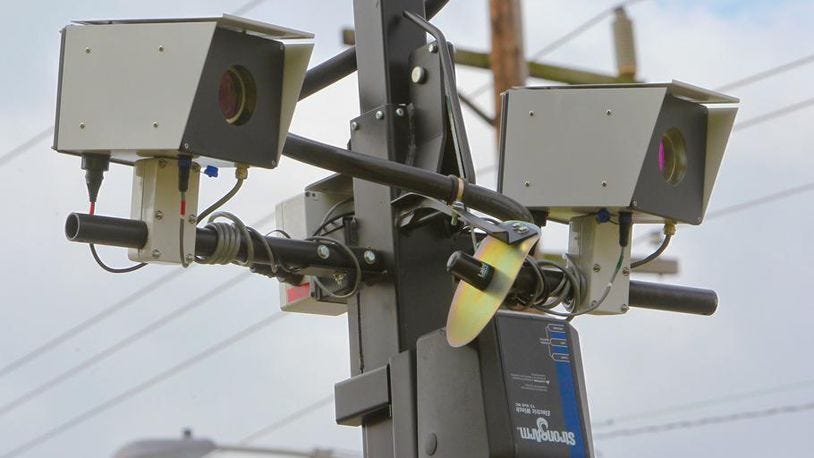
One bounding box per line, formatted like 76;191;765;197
217;66;256;125
658;128;687;186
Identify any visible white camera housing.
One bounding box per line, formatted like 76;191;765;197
54;15;313;169
498;81;738;225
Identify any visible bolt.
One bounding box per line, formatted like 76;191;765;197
622;267;630;276
154;210;164;220
317;244;330;259
593;264;601;272
84;47;91;54
631;200;638;207
79;122;86;129
333;272;347;285
183;142;190;150
606;109;612;116
350;121;360;131
516;226;529;234
271;160;277;167
151;249;161;258
428;43;438;53
375;110;385;120
524;180;531;187
363;250;377;265
158;159;167;168
395;107;405;117
621;304;630;313
185;254;194;263
188;214;197;224
153;122;159;128
511;222;521;229
529;110;535;116
158;45;164;52
411;66;427;84
696;216;702;223
602;180;608;187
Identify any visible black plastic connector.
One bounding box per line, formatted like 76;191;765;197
81;154;110;204
618;211;633;247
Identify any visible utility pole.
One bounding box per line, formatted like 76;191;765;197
488;0;526;127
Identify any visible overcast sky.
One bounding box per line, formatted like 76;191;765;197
1;0;813;457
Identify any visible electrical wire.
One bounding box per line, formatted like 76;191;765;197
0;126;53;168
715;53;814;92
87;203;147;273
593;400;814;440
311;211;354;237
305;235;362;299
197;167;248;223
238;394;335;444
0;273;251;419
0;311;290;458
734;96;814;131
196;211;255;266
630;234;671;269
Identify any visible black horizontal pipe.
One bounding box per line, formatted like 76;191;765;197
283;134;532;222
65;213;385;275
297;0;449;100
511;264;718;316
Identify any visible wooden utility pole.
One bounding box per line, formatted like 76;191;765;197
489;0;526;127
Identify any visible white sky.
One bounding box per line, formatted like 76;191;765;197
1;0;813;457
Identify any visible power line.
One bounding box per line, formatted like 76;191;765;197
594;400;814;440
593;377;814;428
0;273;251;417
715;53;814;92
734;96;814;131
0;126;53;168
0;311;290;458
706;180;814;219
239;394;335;444
0;211;275;381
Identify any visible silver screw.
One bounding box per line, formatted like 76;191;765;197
524;181;531;187
516;226;529;234
395;107;405;117
428;43;438;53
375;110;385;120
271;160;277;167
350;121;360;131
333;272;347;285
158;45;164;52
317;245;330;259
154;210;164;220
411;66;427;84
529;110;535;117
158;159;167;168
696;216;702;223
183;142;190;150
153;122;159;128
606;109;612;116
79;122;86;129
593;264;601;272
621;304;630;312
511;222;521;229
84;47;91;54
151;249;161;258
622;267;630;276
188;214;197;224
602;180;608;187
631;200;638;207
363;250;377;265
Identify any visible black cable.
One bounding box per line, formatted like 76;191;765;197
198;170;247;223
89;244;147;274
238;394;335;444
631;234;671;269
311;211;354;237
0;312;289;458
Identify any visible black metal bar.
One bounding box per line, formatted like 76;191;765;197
511;265;718;316
283;134;532;222
65;213;147;248
297;0;450;101
65;213;386;275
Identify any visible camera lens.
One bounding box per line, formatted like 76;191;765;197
218;66;256;125
658;128;687;186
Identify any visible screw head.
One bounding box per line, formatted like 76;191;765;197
411;66;427;84
151;249;161;258
154;210;164;220
428;43;438;53
317;245;330;259
622;267;630;276
606;109;613;116
158;159;167;168
593;264;601;272
350;121;360;131
188;214;197;224
395;107;405;117
270;160;277;167
84;47;91;54
696;216;702;223
158;45;164;52
631;200;638;207
183;142;190;150
375;110;384;120
621;304;630;313
517;226;529;234
601;180;608;187
524;180;531;187
529;110;535;116
185;254;194;263
152;121;159;128
363;250;377;265
79;122;86;129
